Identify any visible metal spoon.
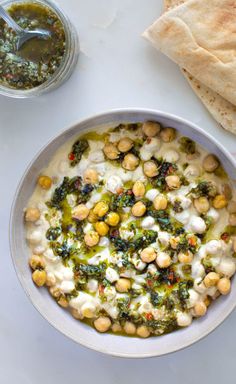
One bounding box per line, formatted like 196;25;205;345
0;5;51;50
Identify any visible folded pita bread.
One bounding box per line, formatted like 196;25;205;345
144;0;236;134
162;0;236;135
164;0;186;11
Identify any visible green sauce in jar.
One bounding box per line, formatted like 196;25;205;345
0;2;66;90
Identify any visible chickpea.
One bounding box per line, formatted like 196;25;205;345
194;302;207;317
105;212;120;227
217;277;231;295
122;153;139;171
153;195;168;210
156;252;172;268
228;201;236;214
87;210;98;223
29;255;45;270
58;296;69;308
95;221;109;236
25;207;40;222
49;287;61;299
118;137;134;152
38;175;52;190
178;251;193;264
213;195;228;209
103;142;120;160
137;325;150;338
222;183;232;201
204;272;220;288
203;154;219;173
84;231;100;247
204;296;212;307
142;121;161;137
194;197;210;214
112;323;122;333
94;317;111;333
132;181;146;198
72;204;90;221
115;278;131;293
165;175;181;190
124;321;136;335
93;201;109;217
170;237;180;250
32;270;47;287
131;201;146;217
229;213;236;226
143;161;159;178
160;127;176;142
71;308;83;320
83;169;98;184
140;247;157;263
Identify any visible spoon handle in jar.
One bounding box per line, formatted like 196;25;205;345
0;5;23;34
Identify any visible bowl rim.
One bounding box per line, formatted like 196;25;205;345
9;108;236;358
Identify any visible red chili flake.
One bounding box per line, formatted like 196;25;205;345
68;152;75;161
145;313;153;321
146;279;153;288
221;232;230;242
99;285;105;295
188;236;197;247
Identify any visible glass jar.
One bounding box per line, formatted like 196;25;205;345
0;0;79;98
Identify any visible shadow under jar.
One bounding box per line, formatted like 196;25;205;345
0;0;79;97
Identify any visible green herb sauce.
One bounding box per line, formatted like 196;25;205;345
0;2;65;89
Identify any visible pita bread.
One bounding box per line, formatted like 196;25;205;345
164;0;186;11
163;0;236;135
144;0;236;134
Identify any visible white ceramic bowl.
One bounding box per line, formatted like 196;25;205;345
10;109;236;358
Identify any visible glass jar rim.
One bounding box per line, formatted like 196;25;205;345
0;0;79;98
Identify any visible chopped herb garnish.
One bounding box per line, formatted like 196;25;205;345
69;139;89;167
150;291;162;307
147;209;173;231
46;226;62;241
110;190;135;211
202;256;215;273
177;281;193;308
146;316;178;334
117;297;131;320
47;177;81;209
76;263;106;280
189;181;217;198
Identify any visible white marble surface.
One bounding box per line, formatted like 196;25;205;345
1;0;236;382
